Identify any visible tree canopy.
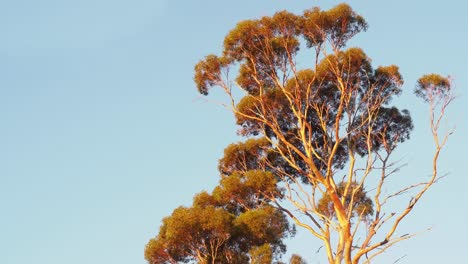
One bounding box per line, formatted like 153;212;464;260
191;3;453;264
145;167;294;264
147;3;453;264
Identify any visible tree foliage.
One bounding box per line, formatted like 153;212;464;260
145;167;294;264
192;3;453;264
289;254;307;264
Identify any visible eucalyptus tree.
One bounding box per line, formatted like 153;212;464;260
194;3;453;264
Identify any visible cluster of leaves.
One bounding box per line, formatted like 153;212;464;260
145;163;294;263
194;4;369;95
317;181;373;219
415;74;451;102
195;4;414;178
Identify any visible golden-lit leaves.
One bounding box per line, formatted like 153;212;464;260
371;65;404;104
219;137;271;175
316;48;372;90
301;3;368;48
352;107;413;156
194;54;227;95
317;181;373;219
213;170;281;212
193;191;218;208
284;69;316;97
162;206;234;244
290;254;308;264
415;74;451;102
235;88;294;137
146;168;291;263
325;3;368;48
236;62;267;95
144;238;172;264
144;205;234;263
249;244;273;264
235;205;292;246
374;65;403;87
223;11;300;63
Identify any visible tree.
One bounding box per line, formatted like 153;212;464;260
194;3;454;264
145;169;294;264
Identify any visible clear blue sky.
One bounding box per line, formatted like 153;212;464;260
1;1;466;263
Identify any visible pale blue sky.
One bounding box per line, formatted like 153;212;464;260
1;1;466;263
